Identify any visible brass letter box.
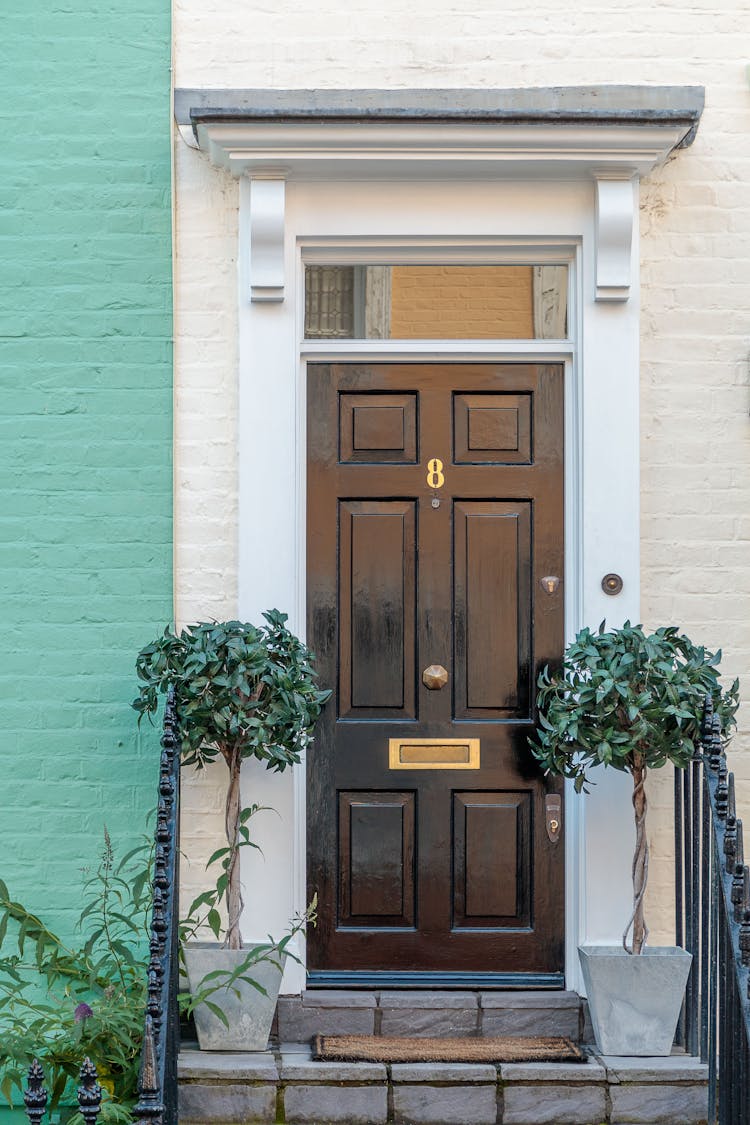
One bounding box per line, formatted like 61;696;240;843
388;738;480;770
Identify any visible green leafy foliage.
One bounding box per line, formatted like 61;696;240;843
530;621;739;792
0;832;152;1124
133;612;330;951
178;894;318;1022
132;612;331;773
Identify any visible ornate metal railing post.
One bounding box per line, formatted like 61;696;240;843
77;1059;103;1125
23;1061;48;1125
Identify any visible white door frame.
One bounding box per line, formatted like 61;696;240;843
234;178;641;995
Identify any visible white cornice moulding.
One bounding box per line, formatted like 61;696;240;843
594;175;635;302
193;120;693;182
248;176;286;303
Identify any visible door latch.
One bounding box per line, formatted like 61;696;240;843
545;794;562;844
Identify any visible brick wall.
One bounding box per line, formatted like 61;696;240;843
173;0;750;946
1;0;172;944
389;265;534;338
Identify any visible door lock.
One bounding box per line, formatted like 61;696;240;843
545;794;562;843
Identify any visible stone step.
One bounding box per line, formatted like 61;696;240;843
178;1044;709;1125
275;989;583;1042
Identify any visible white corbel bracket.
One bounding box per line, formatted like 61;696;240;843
248;175;286;302
594;175;635;302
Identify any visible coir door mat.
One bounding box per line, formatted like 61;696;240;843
312;1034;585;1064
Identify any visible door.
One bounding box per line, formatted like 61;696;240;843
306;363;565;985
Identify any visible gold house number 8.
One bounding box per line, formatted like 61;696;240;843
427;458;445;489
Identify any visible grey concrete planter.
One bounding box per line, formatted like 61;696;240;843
184;941;285;1051
579;945;692;1056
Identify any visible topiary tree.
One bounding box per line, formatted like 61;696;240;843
530;621;738;954
133;611;330;950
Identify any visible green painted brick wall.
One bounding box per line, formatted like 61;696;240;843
0;0;173;966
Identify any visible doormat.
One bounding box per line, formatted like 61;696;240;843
312;1034;585;1064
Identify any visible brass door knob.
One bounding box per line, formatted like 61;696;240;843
423;664;449;690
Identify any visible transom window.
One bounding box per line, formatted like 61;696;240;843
303;264;568;340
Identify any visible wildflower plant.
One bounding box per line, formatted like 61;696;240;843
0;830;152;1124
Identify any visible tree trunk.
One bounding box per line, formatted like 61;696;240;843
623;753;649;954
223;748;244;950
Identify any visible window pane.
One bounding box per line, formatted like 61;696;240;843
304;264;568;340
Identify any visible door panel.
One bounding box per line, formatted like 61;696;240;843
307;363;564;981
338;791;416;928
338;500;417;718
339;393;419;463
453;392;532;464
453;500;532;719
452;791;532;929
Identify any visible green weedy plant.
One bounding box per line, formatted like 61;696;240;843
531;621;739;955
133;612;330;952
0;831;152;1123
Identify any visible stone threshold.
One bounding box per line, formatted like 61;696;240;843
276;988;584;1042
178;1042;708;1125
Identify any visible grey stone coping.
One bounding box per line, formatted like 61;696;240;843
596;1052;710;1083
178;1045;707;1088
175;85;704;141
178;1047;279;1081
480;990;580;1009
291;989;378;1009
390;1063;497;1083
378;990;479;1009
499;1060;606;1082
280;1056;388;1082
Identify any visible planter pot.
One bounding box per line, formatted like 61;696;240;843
184;941;286;1051
578;945;691;1056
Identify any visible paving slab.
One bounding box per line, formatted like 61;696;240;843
481;1007;580;1038
502;1082;607;1125
277;996;376;1040
610;1081;708;1124
284;1082;388;1124
379;1007;479;1036
393;1082;497;1124
377;992;479;1037
179;1082;277;1123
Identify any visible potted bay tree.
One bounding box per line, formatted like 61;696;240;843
133;612;330;1050
531;621;738;1056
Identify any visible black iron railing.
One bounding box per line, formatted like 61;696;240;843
22;689;181;1125
676;695;750;1125
132;686;180;1125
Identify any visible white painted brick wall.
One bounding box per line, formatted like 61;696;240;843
173;137;239;916
173;0;750;947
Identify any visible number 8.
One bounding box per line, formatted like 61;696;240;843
427;458;445;489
